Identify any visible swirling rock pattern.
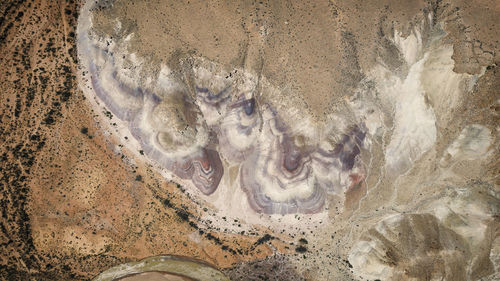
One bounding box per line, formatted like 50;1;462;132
86;52;223;195
1;0;499;279
77;0;491;220
77;1;368;215
75;0;499;277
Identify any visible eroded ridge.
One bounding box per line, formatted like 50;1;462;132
349;184;500;281
78;0;487;221
77;1;369;215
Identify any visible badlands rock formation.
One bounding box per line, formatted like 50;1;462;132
78;9;368;215
0;0;498;280
76;1;499;279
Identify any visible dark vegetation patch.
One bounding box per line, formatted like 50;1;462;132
254;234;274;246
154;192;239;256
295;246;307;253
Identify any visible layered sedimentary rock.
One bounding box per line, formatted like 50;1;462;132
78;0;369;215
77;2;484;218
74;0;499;279
1;0;498;279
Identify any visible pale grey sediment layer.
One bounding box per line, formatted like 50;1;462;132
76;0;499;280
78;0;367;215
93;255;230;281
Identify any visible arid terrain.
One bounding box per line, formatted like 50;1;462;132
0;0;499;280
